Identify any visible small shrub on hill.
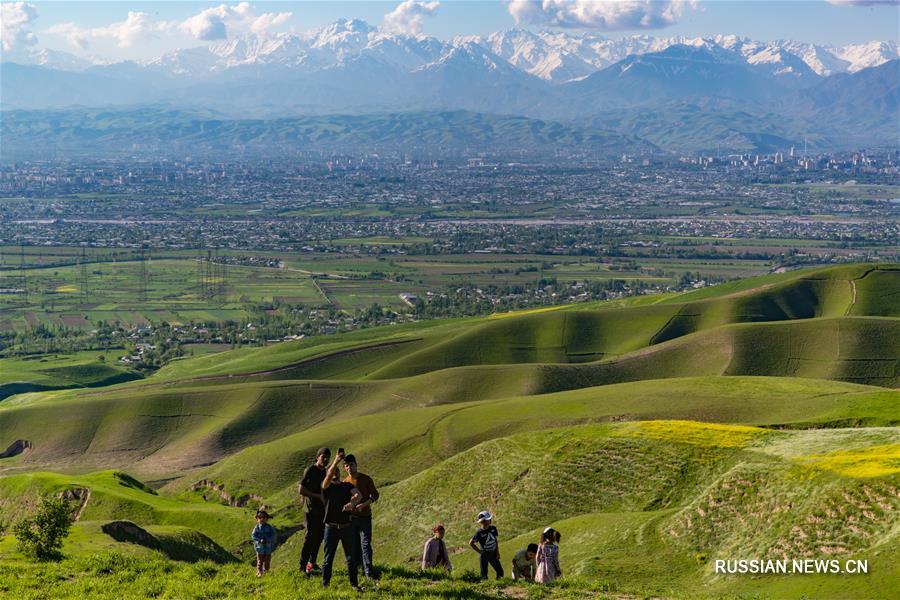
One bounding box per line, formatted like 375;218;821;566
13;494;73;561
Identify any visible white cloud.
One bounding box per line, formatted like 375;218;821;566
1;2;38;51
93;11;166;48
248;11;293;36
45;3;292;52
46;22;90;50
383;0;440;35
507;0;698;31
180;2;292;41
826;0;899;5
46;11;169;49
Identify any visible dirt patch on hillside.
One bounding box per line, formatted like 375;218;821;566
191;479;265;508
0;439;33;458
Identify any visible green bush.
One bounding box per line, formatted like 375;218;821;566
13;494;73;561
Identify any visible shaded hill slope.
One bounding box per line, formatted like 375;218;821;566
172;376;898;502
1;315;895;480
369;264;896;379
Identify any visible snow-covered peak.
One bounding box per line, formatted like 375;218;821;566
208;33;311;68
2;47;94;71
309;18;375;51
835;40;900;73
412;41;531;84
743;45;819;82
458;29;897;83
13;20;895;87
143;46;219;76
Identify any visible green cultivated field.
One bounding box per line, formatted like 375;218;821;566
0;246;785;332
0;263;897;598
0;257;324;332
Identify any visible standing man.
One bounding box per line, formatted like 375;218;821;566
298;447;330;575
321;451;362;589
343;454;380;580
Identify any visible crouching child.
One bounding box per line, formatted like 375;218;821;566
511;543;538;581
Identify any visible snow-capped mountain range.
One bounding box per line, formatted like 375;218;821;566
7;18;898;82
3;18;897;153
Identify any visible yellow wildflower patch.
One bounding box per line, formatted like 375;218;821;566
616;420;769;448
797;444;900;478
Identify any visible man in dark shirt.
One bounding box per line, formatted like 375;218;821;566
320;451;362;589
298;447;330;574
343;454;379;579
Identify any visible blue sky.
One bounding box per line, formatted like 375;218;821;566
3;1;898;61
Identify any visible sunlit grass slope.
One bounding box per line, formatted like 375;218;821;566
2;420;895;598
175;377;898;502
0;471;249;550
0;264;897;598
373;421;899;598
0;351;140;401
368;265;898;379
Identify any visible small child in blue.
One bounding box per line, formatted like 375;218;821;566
469;510;503;579
251;510;277;577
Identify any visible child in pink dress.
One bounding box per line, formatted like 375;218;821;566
534;527;562;584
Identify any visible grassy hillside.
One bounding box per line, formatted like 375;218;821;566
0;263;897;598
169;377;898;502
106;264;895;386
2;419;896;598
0;471;248;550
373;422;898;570
368;264;897;379
2;374;895;483
0;351;141;401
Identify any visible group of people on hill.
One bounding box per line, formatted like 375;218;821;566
297;447;379;588
422;512;562;584
250;446;562;587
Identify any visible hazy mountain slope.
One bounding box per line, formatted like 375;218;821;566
0;63;157;109
0;108;654;158
588;104;811;152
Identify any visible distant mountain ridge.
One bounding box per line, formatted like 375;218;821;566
1;19;897;154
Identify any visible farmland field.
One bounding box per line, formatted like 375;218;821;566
0;246;792;331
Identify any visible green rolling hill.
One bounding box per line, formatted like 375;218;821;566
0;352;142;401
0;263;897;598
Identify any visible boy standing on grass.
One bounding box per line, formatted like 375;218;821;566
251;510;277;577
470;511;503;579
